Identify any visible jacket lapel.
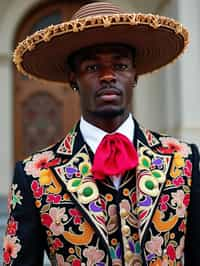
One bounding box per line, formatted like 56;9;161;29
134;122;173;246
50;123;109;248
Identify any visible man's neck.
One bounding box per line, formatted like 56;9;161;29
82;112;129;133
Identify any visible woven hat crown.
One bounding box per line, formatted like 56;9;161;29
71;2;123;19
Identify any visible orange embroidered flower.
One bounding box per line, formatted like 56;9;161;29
35;200;41;208
111;238;118;245
105;194;113;201
123;188;129;196
69;247;75;254
149;258;162;266
133;233;139;241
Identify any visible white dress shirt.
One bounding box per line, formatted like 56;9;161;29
80;114;135;189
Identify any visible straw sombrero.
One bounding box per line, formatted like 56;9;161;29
13;1;189;84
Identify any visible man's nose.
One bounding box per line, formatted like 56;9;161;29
99;67;116;82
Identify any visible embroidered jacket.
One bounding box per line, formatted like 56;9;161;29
3;121;200;266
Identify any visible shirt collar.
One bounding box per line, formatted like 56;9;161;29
80;113;134;153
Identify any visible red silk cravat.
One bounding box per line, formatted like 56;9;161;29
92;132;138;180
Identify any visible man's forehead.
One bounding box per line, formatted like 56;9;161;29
72;43;134;61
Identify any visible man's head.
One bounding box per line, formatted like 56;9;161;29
67;43;137;126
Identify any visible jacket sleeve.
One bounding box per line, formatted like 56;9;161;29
185;144;200;266
3;161;47;266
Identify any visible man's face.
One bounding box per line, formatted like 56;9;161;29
69;44;137;123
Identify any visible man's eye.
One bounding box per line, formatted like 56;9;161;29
114;64;129;71
86;65;98;72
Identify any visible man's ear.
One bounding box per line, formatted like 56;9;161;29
68;71;79;91
133;73;138;87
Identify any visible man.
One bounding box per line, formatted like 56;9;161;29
3;2;200;265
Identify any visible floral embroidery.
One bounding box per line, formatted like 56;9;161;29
166;243;176;261
52;238;64;251
184;160;192;177
159;137;191;157
6;217;18;236
56;254;70;266
41;207;68;235
3;235;21;265
171;190;190;218
176;236;185;260
10;184;23;210
47;194;62;204
145;235;163;256
172;176;185;187
68;208;82;225
83;246;105;265
31;180;44;198
24;151;57;177
159;194;169;212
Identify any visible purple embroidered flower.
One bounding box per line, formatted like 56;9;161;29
65;166;77;178
152;157;163;169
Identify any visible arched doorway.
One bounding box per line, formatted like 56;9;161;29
13;0;93;161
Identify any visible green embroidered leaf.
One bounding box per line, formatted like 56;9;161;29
164;231;170;245
40;204;50;213
109;247;116;259
142;157;151;168
75;246;81;257
183;185;190;193
68;255;76;262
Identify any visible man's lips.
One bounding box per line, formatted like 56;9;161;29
96;88;121;97
96;88;121;101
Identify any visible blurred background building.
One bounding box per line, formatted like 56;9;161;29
1;0;200;264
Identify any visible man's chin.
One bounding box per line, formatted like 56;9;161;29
93;108;125;119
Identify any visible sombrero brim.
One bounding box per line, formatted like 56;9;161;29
13;13;189;84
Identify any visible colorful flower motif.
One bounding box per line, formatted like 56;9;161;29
171;190;189;217
145;235;163;256
56;253;70;266
24;151;56;177
72;259;81;266
10;184;23;210
47;194;62;204
83;246;105;265
3;235;21;265
176;236;185;260
131;192;137;204
41;207;68;235
166;243;176;261
68;208;82;224
152;157;164;169
179;220;186;232
172;176;185;187
31;180;44;198
52;238;64;251
184;160;192;177
6;217;18;236
159;137;191;157
159;194;169;212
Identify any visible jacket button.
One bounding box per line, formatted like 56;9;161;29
122;225;130;236
120;208;128;218
125;250;133;262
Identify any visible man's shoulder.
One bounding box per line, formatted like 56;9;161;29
138;124;195;157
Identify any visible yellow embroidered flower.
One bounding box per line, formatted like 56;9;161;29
39;169;52;185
